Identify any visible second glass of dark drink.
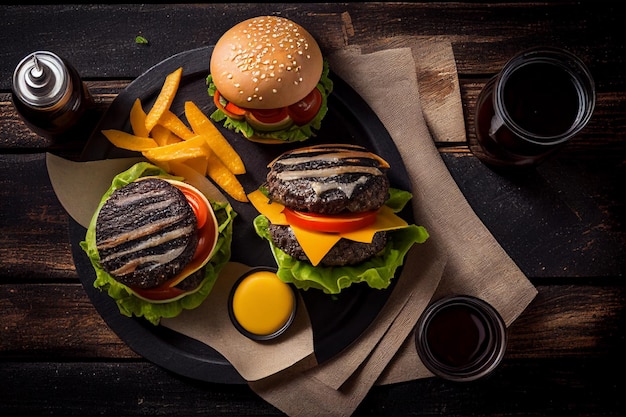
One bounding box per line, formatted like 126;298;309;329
470;47;595;167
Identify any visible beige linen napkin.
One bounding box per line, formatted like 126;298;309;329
250;41;537;415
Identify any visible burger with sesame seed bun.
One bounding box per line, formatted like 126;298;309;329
207;16;333;144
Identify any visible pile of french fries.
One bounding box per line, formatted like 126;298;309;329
102;66;248;202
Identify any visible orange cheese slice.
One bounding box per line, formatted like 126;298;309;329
248;189;409;266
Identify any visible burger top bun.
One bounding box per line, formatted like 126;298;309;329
210;16;323;110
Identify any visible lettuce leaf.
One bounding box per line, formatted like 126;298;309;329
206;60;333;143
79;162;236;325
252;189;429;294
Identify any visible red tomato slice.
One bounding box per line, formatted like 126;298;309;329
283;208;378;234
179;187;208;229
248;107;290;124
191;216;217;263
287;88;322;126
214;90;247;119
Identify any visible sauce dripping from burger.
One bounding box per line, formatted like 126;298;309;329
310;176;370;199
270;144;389;198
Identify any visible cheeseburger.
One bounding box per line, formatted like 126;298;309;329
207;16;333;144
250;144;429;294
81;162;235;325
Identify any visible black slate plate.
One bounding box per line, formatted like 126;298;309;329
70;46;414;384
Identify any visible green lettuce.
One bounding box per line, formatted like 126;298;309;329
206;60;333;143
253;189;429;294
80;162;236;325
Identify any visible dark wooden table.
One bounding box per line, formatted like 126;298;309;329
1;3;624;416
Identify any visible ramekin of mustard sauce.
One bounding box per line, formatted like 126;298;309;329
228;267;297;341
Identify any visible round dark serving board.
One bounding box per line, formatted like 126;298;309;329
70;46;414;384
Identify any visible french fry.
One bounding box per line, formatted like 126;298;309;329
145;67;183;133
158;109;195;140
142;135;210;162
130;98;150;138
102;129;158;151
150;125;183;147
184;101;245;175
183;156;209;176
206;153;248;202
102;67;250;203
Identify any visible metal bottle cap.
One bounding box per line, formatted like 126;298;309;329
13;51;69;108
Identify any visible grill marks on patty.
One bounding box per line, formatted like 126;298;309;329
95;178;198;289
266;144;390;214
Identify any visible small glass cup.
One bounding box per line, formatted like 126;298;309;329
415;295;507;382
469;47;596;167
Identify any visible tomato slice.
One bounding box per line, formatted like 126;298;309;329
283;208;378;234
213;90;247;119
287;88;322;126
245;107;293;132
191;215;217;262
179;187;208;229
248;107;290;124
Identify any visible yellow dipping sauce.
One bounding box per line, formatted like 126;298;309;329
232;270;295;336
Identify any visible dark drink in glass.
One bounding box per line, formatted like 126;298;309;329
470;47;595;167
415;295;507;382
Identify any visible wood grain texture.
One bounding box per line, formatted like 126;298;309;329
1;283;623;360
0;3;623;86
1;3;624;417
0;359;622;416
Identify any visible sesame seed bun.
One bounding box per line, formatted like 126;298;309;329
210;16;324;110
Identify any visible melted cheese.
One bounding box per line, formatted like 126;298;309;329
248;190;409;266
232;270;295;336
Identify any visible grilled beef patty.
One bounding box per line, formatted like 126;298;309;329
95;178;198;289
269;224;388;266
266;143;390;215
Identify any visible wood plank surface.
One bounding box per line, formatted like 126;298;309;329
1;283;624;360
1;3;623;87
1;3;624;417
1;359;622;416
